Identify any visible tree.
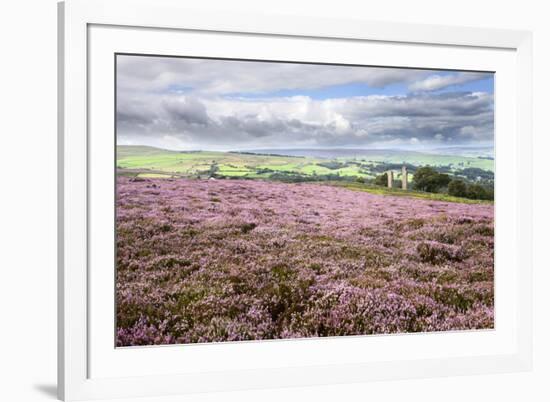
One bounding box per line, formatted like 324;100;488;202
413;166;451;193
466;183;490;200
448;179;467;197
448;180;493;200
374;172;388;186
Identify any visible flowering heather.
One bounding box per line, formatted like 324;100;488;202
116;177;494;346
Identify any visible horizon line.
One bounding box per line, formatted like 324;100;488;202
117;143;494;153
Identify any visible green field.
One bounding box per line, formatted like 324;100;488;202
117;145;493;181
117;145;495;204
117;147;370;179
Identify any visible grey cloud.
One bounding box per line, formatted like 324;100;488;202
117;55;431;95
409;72;490;92
117;91;493;149
342;92;493;120
163;98;209;126
116;56;493;150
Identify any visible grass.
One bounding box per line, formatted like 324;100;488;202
330;181;493;204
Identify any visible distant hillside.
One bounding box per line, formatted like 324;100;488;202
425;146;494;158
238;146;493;160
239;148;423;159
116;145;179;159
116;144;495;185
235;148;494;171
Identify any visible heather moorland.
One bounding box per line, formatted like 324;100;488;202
116;177;494;346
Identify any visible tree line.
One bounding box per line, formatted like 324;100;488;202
375;166;493;200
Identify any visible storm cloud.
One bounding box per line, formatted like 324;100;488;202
116;55;493;150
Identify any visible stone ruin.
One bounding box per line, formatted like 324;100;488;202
386;165;408;190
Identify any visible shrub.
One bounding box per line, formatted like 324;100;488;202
413;166;451;193
374;172;388;186
434;286;475;312
240;222;257;233
466;183;492;200
417;241;467;264
448;179;467;197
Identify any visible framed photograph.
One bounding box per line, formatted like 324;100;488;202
58;0;533;400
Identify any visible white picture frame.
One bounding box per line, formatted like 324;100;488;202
58;0;533;400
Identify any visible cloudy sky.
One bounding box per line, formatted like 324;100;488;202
116;55;494;151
